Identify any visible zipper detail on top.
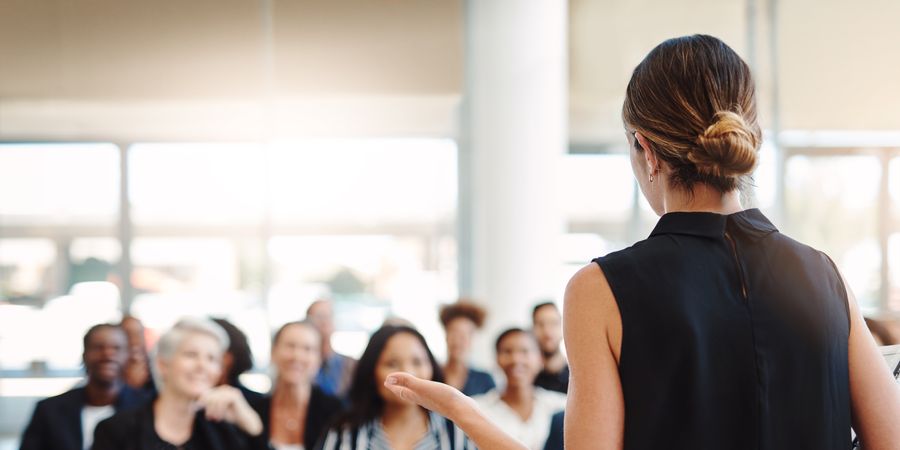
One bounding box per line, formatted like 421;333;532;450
724;230;749;300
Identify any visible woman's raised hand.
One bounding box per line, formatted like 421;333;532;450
197;385;264;436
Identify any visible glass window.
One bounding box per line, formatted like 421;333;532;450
560;154;634;222
888;234;900;311
0;143;119;226
268;234;457;359
129;143;266;226
267;139;457;225
42;281;122;370
784;155;881;308
889;157;900;224
129;237;269;363
68;238;121;290
0;239;57;304
0;239;57;371
750;140;777;210
887;158;900;310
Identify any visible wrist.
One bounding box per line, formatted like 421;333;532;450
447;392;476;424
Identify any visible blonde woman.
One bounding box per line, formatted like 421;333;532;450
93;318;266;450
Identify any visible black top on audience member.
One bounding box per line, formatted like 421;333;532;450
530;302;568;393
20;324;149;450
211;318;264;403
250;321;342;449
92;318;268;450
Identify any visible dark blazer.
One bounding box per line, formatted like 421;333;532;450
460;368;496;396
250;386;343;450
92;400;271;450
19;385;149;450
235;382;265;405
543;411;565;450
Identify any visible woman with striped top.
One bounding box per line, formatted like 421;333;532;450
317;325;473;450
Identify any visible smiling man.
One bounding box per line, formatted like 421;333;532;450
19;323;150;450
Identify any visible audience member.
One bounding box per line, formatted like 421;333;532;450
531;302;568;393
92;318;266;450
473;328;565;450
439;301;496;396
119;315;153;392
542;411;564;450
212;318;264;403
251;321;342;450
318;325;474;449
306;299;357;399
20;323;148;450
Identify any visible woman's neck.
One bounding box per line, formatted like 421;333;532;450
501;383;535;422
445;355;466;370
443;359;469;390
153;391;197;445
501;383;534;406
84;377;123;406
382;402;428;427
273;379;311;407
662;185;743;215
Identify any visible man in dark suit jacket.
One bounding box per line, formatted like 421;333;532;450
19;323;150;450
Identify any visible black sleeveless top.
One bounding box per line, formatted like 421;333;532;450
593;209;851;450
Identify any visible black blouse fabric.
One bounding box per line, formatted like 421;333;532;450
91;400;271;450
593;209;851;450
250;385;343;450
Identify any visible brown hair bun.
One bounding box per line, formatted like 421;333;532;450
692;111;759;178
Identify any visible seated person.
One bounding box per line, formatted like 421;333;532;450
542;411;564;450
20;323;148;450
473;328;566;450
251;321;342;450
439;301;496;396
306;299;357;399
318;325;474;449
212;318;264;403
120;315;154;393
531;303;568;393
92;318;267;450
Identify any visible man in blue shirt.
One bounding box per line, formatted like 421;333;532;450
306;299;357;399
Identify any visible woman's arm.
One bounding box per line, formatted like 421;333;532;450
563;263;624;450
844;271;900;449
384;373;527;450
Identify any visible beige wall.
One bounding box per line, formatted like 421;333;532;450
0;0;897;141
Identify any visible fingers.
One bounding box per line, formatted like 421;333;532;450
385;379;419;405
198;386;239;422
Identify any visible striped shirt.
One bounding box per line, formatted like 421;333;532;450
318;411;475;450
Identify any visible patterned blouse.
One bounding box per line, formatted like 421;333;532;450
318;411;475;450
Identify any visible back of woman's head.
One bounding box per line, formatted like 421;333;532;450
339;325;443;429
623;34;761;193
211;318;254;385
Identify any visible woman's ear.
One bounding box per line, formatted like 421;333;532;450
635;132;659;174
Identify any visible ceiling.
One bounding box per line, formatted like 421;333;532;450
1;0;898;142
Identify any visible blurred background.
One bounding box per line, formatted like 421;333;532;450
1;0;899;445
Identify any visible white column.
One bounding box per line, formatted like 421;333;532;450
459;1;568;365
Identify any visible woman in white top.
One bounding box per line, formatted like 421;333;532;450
473;328;565;450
